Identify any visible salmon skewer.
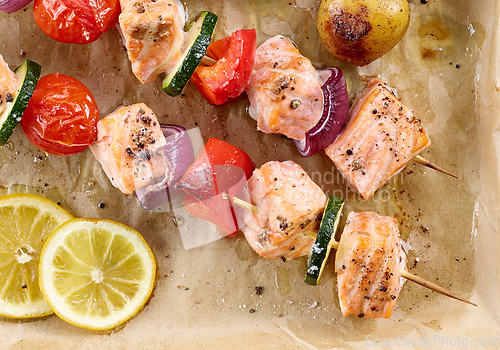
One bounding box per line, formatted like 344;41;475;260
325;78;456;200
229;194;476;314
90;103;167;194
334;212;475;319
241;160;327;261
245;36;324;141
118;0;185;84
0;54;19;115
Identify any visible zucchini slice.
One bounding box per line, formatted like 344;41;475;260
162;11;218;97
0;59;41;145
305;196;345;286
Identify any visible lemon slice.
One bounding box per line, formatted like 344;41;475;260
0;193;73;318
39;218;157;331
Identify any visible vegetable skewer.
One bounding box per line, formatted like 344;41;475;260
224;194;476;308
204;48;457;179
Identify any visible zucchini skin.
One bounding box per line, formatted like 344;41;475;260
0;60;41;145
305;196;345;286
162;11;218;97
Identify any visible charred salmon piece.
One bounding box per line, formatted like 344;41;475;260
90;103;166;194
0;54;19;115
325;78;431;200
335;211;406;319
118;0;185;84
242;160;327;261
245;35;323;140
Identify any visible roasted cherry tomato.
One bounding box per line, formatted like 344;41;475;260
191;29;257;105
21;73;99;156
33;0;120;44
178;138;255;236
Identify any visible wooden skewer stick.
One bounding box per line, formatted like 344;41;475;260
328;240;476;307
224;194;475;306
414;155;458;178
222;194;259;214
201;55;217;66
400;270;477;306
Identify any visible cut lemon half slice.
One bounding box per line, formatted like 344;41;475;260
39;218;157;331
0;193;73;318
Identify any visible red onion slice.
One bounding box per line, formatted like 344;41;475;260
0;0;33;13
294;67;349;157
135;124;195;210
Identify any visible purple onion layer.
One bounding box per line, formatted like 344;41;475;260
294;67;349;157
135;124;195;210
0;0;33;13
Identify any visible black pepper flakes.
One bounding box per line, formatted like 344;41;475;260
126;147;135;157
5;93;13;103
135;4;145;13
255;286;263;295
290;99;301;109
98;202;106;209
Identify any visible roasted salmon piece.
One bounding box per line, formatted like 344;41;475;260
0;54;18;115
335;211;406;319
242;160;327;261
325;79;431;200
90;103;166;194
245;36;323;140
118;0;185;84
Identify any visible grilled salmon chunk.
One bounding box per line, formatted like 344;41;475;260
90;103;166;194
119;0;185;84
335;212;406;319
242;160;327;261
0;54;18;115
246;36;323;140
325;79;431;199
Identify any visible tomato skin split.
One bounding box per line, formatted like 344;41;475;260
191;29;257;105
21;73;99;156
33;0;120;44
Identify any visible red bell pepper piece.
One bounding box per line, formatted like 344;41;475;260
177;138;255;236
191;29;257;105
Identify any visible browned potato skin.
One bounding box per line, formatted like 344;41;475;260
317;0;410;66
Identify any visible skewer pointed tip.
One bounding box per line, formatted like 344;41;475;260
414;155;458;178
400;270;476;307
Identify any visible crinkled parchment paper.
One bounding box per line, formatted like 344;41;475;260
0;0;499;349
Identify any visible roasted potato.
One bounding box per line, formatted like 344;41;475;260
317;0;410;66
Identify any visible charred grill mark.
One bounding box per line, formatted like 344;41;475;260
323;6;371;62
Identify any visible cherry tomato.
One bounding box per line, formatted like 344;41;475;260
191;29;257;105
33;0;120;44
21;73;99;156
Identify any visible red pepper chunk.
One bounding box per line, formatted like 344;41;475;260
177;138;255;236
191;29;257;105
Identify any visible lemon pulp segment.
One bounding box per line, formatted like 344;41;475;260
0;193;73;318
39;219;156;331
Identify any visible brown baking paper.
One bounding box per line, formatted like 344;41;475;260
0;0;499;348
